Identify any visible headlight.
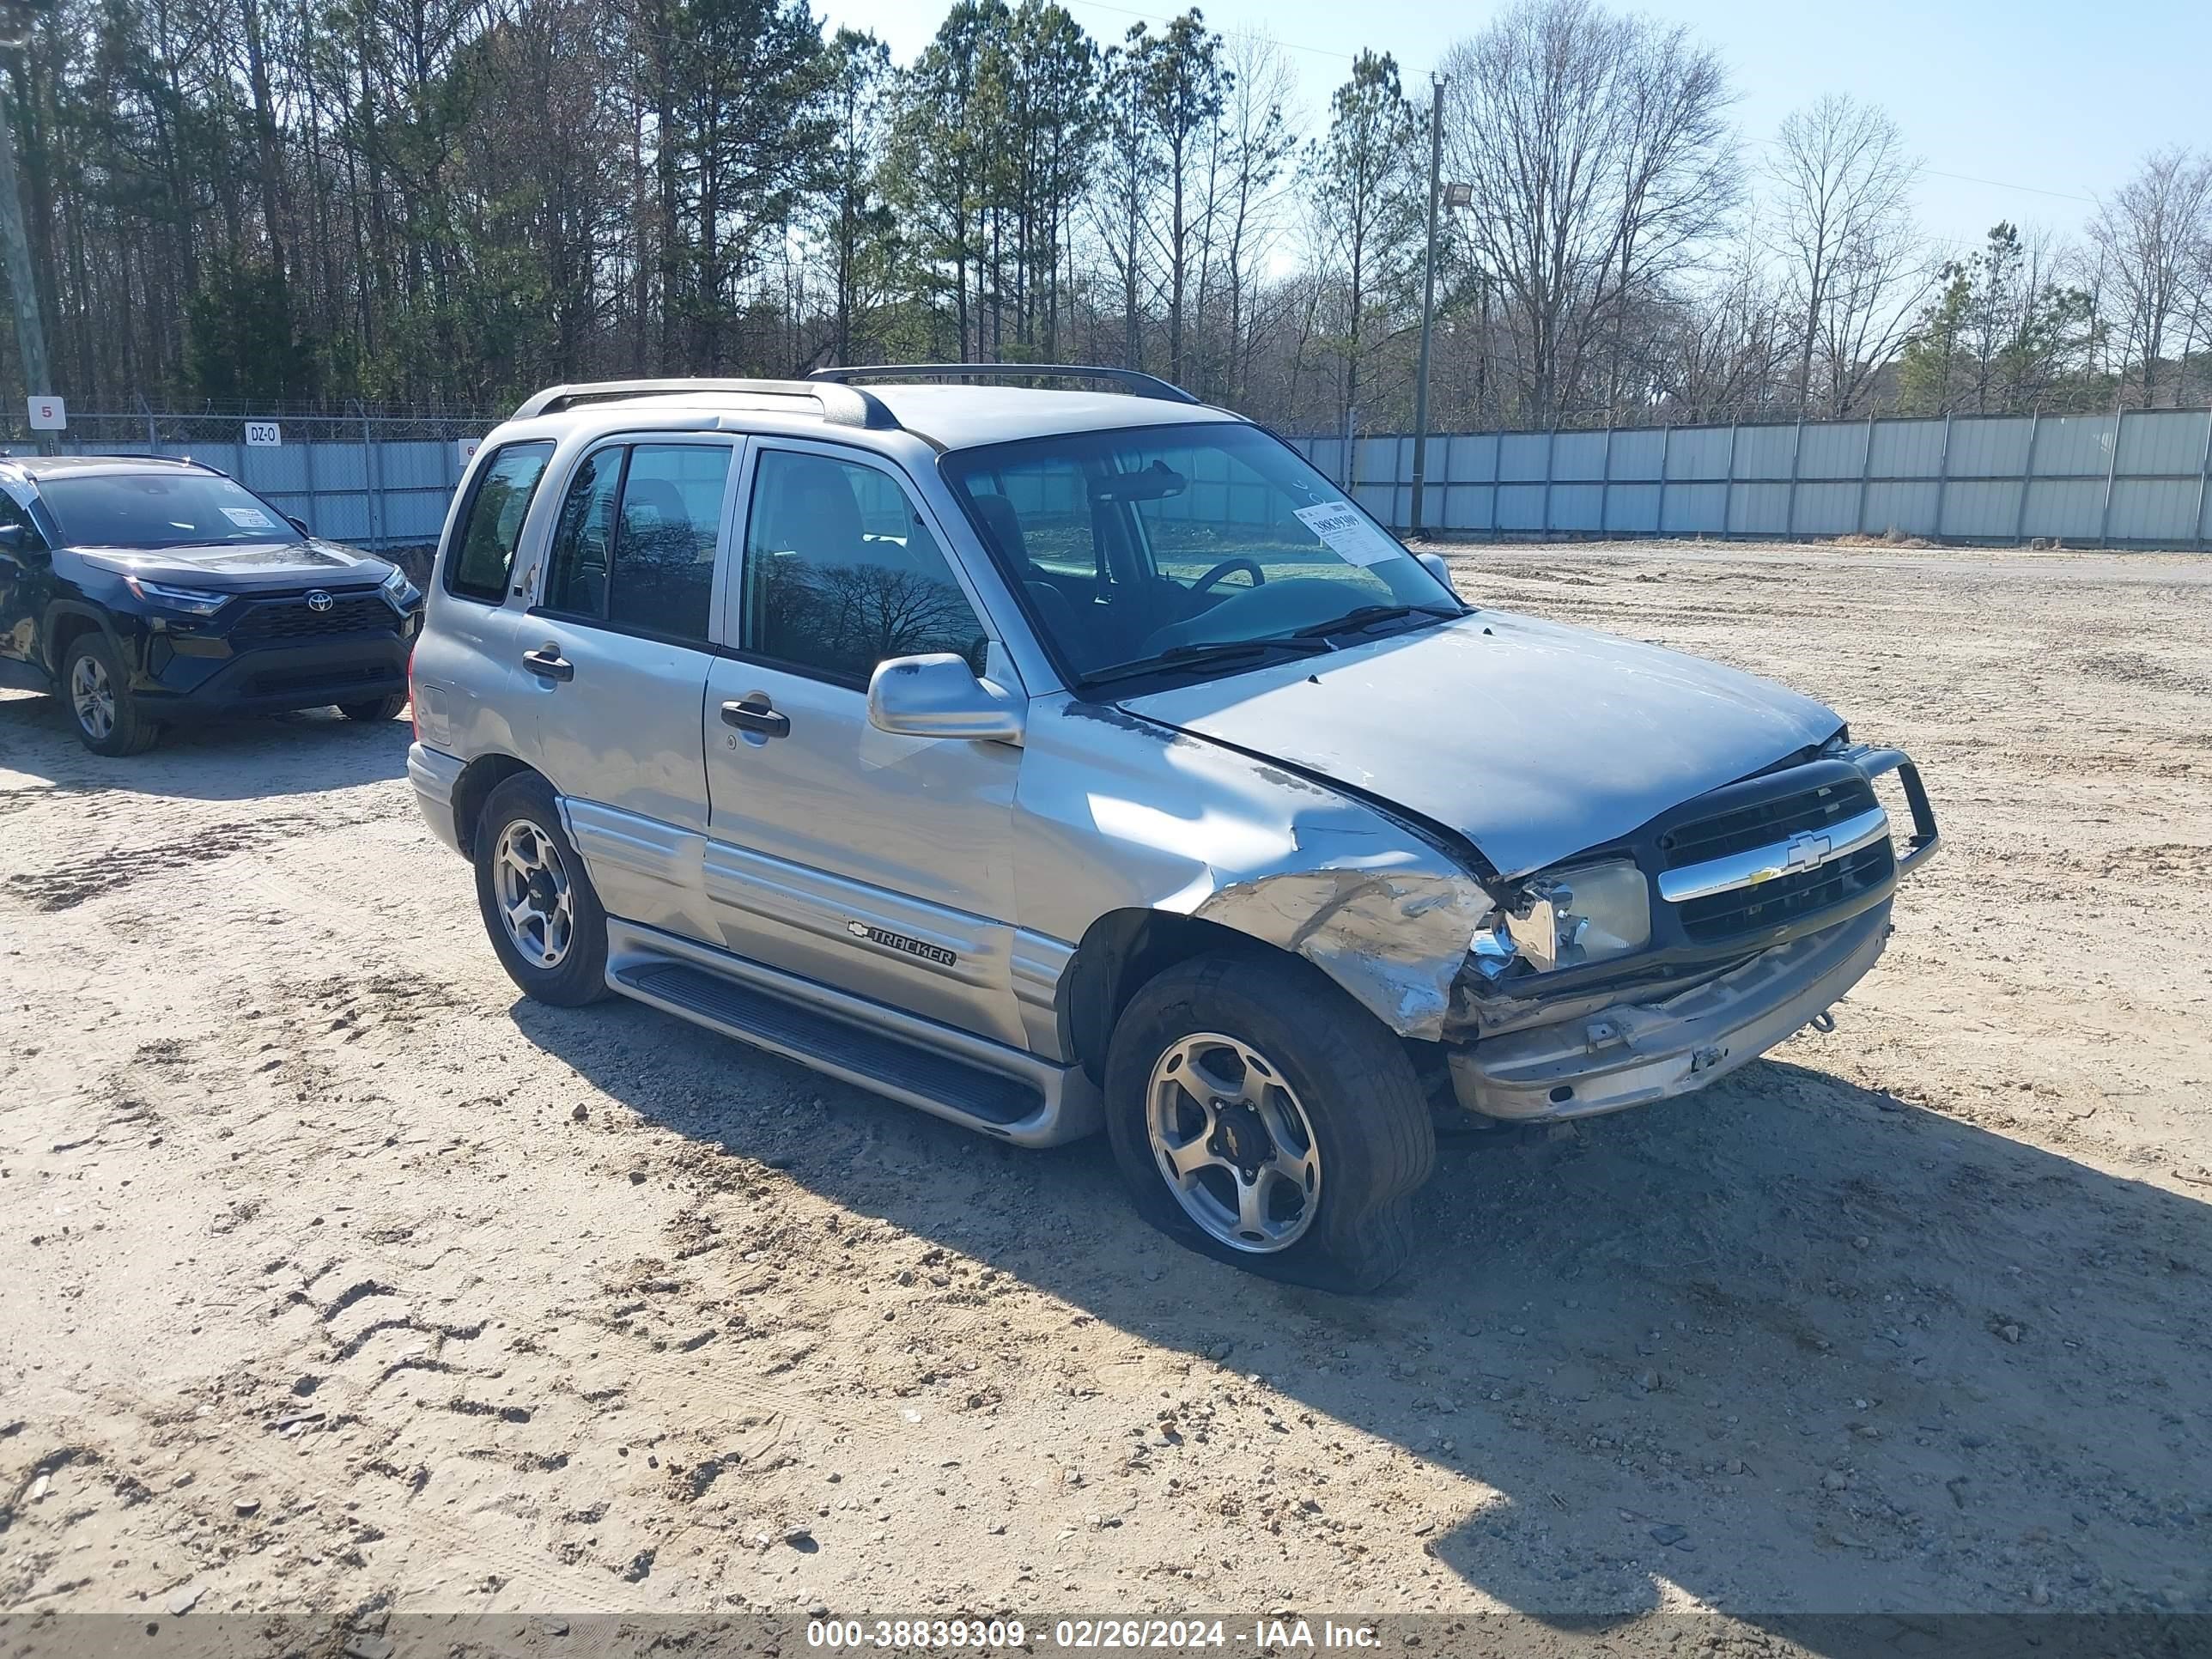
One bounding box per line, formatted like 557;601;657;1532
1470;859;1651;978
123;576;229;617
380;566;420;605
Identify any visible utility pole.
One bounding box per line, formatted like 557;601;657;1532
0;28;55;446
1408;74;1446;538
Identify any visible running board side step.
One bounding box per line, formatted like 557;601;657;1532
604;919;1102;1147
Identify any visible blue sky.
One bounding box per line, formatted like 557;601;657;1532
810;0;2212;252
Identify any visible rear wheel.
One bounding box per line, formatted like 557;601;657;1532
63;633;161;757
472;772;610;1006
339;692;409;722
1104;951;1436;1292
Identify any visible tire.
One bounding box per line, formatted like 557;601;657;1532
472;771;611;1006
339;692;409;722
1104;951;1437;1293
62;632;161;756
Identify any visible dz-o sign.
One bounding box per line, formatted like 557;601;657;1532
244;421;283;447
27;397;65;432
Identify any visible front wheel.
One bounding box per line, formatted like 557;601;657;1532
1104;951;1437;1292
471;772;611;1006
63;633;161;756
339;692;409;722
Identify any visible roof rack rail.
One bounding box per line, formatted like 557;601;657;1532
510;378;898;429
807;363;1201;405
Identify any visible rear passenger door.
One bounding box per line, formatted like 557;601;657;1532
520;434;741;943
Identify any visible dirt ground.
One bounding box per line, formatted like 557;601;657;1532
3;540;2209;1645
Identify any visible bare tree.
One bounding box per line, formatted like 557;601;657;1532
2086;148;2212;407
1207;33;1297;404
1596;21;1738;419
1650;215;1790;422
1768;94;1929;416
1438;0;1738;428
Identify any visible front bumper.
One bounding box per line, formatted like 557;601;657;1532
119;588;422;720
138;633;411;720
1448;897;1893;1122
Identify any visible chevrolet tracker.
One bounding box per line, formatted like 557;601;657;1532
405;366;1939;1291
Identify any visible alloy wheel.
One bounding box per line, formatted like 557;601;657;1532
492;818;574;969
70;653;115;741
1146;1032;1322;1252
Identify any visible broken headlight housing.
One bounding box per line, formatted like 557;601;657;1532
1469;859;1651;979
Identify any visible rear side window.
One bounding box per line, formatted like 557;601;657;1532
445;441;554;603
543;441;731;644
609;445;728;639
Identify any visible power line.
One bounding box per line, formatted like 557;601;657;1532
1053;0;1358;61
1923;167;2097;206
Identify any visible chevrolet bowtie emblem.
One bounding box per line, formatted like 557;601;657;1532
1783;829;1832;871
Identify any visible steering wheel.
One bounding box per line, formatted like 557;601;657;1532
1190;557;1265;597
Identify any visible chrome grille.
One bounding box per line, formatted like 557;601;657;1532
1657;775;1878;870
1674;840;1893;944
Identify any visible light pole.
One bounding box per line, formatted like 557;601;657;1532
1408;76;1468;538
0;3;55;448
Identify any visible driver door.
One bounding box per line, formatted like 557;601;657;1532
700;440;1027;1046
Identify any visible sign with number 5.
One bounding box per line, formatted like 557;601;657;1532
27;396;65;432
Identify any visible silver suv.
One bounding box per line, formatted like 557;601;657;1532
409;365;1938;1291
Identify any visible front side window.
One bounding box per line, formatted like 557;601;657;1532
943;422;1459;684
740;449;987;684
40;470;298;553
446;441;555;602
542;442;730;643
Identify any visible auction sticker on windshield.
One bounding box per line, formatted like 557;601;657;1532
1293;501;1401;567
222;507;276;529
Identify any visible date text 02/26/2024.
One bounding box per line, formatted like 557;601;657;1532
805;1619;1384;1650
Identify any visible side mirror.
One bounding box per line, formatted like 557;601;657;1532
0;523;40;561
867;653;1024;744
286;515;312;537
1416;550;1458;596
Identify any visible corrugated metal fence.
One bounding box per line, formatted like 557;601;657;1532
1;411;495;551
9;404;2212;550
1291;407;2212;548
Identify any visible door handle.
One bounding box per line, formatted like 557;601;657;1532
521;647;574;683
720;695;790;738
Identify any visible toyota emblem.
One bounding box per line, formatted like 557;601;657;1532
304;589;334;612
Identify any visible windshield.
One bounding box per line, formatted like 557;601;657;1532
941;422;1460;683
40;471;299;550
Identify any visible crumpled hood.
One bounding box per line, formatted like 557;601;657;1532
1118;610;1842;878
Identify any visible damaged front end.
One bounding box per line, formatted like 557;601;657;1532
1441;746;1942;1122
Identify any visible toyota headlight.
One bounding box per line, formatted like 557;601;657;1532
380;565;420;605
123;576;230;617
1470;859;1651;978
